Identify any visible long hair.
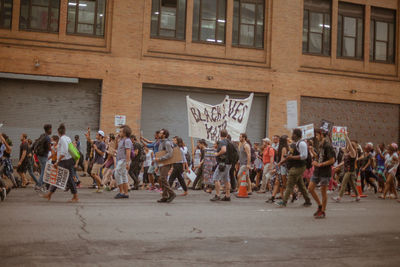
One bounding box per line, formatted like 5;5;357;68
277;135;289;160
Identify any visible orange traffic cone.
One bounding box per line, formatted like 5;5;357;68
352;172;368;198
236;171;249;198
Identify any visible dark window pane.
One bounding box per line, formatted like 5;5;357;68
356;18;363;58
240;3;255;24
309;33;322;53
337;15;342;57
310;12;323;33
67;0;106;37
176;0;186;39
200;20;216;41
218;0;226;20
151;0;186;40
96;0;106;36
388;23;395;63
202;0;216;20
376;21;388;41
232;0;239;45
20;0;60;32
1;0;13;29
255;24;263;48
151;0;160;36
192;0;200;41
217;21;225;43
302;10;309;53
343;16;356;37
160;29;175;37
369;20;374;60
375;41;387;61
343;37;355;57
30;6;49;31
240;24;254;46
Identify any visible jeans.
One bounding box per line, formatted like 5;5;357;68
169;163;187;192
50;159;77;195
160;165;175;199
38;155;48;187
27;158;39;185
283;166;310;204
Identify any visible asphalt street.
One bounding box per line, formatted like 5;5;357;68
1;184;400;267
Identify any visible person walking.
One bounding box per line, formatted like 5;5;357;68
308;129;335;218
43;124;79;203
169;136;189;196
258;138;275;193
17;133;29;187
276;129;312;207
34;124;52;191
86;129;106;193
210;129;232;202
155;129;176;203
237;133;252;195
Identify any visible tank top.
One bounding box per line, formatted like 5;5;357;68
239;143;248;166
144;151;152;167
344;154;356;172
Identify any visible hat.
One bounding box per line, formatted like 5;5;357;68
98;130;105;137
263;137;271;143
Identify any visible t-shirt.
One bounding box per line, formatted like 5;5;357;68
217;139;228;162
132;142;144;163
116;138;133;161
313;141;335;178
263;146;274;165
19;141;28;162
93;140;106;164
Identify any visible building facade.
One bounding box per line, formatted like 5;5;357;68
0;0;399;158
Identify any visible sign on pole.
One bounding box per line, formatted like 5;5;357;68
286;100;298;129
298;124;314;140
332;126;347;148
115;115;126;127
43;162;70;190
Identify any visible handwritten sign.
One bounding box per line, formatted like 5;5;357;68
299;124;314;140
187;94;253;142
332;126;347;148
115;115;126;127
156;147;183;167
43;162;69;190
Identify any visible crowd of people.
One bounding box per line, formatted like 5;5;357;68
0;123;399;218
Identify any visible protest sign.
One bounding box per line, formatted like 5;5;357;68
298;124;314;140
43;162;69;190
286;100;298;129
320;119;333;134
155;147;183;167
187;93;253;142
332;126;347;148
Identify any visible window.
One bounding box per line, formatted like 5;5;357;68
20;0;60;32
151;0;186;40
302;0;331;55
232;0;264;48
0;0;12;29
67;0;106;37
370;7;396;63
337;2;364;59
192;0;226;44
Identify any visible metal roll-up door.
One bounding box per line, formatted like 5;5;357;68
0;78;101;161
300;96;400;145
141;84;268;149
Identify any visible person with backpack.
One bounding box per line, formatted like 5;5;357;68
257;138;275;194
210;129;232;202
308;129;336;219
34;124;52;191
226;135;238;192
42;124;79;203
276;129;312;208
129;135;145;190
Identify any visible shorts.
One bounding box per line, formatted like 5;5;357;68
148;164;156;174
91;163;102;176
212;163;231;183
17;161;28;173
279;165;288;176
311;176;330;186
114;160;129;185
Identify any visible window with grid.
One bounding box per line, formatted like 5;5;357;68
151;0;186;40
67;0;106;37
0;0;12;29
192;0;226;44
232;0;264;48
19;0;60;32
302;0;331;56
370;7;396;64
337;2;364;59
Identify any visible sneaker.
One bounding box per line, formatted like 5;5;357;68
157;198;168;203
332;196;341;202
221;196;231;201
315;211;326;219
275;200;286;207
266;197;275;203
0;188;5;201
303;201;312;207
122;194;129;199
34;185;41;192
210;195;221;202
114;193;124;199
166;193;176;203
313;206;322;217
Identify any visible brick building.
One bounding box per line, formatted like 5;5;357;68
0;0;399;159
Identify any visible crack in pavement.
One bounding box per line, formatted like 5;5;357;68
75;205;89;235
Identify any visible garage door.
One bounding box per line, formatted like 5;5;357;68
0;78;101;161
141;84;268;148
301;97;400;145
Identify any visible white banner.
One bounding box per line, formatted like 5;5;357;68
299;124;314;140
43;162;70;190
187;93;254;142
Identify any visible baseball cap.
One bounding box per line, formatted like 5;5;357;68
263;137;271;143
98;130;105;137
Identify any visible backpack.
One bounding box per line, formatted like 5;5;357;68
226;140;239;165
137;143;146;162
33;134;47;156
296;141;312;169
250;146;256;163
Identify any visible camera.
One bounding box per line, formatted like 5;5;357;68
218;162;226;172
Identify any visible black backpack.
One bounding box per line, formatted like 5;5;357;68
33;134;47;156
296;141;312;169
226;140;239;165
250;146;257;163
137;143;146;163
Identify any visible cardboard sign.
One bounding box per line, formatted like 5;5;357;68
299;124;314;140
187;94;253;142
115;115;126;127
320;119;333;134
156;147;183;166
286;100;298;129
332;126;347;148
43;162;70;190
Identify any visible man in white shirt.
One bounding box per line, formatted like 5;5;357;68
43;124;79;203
